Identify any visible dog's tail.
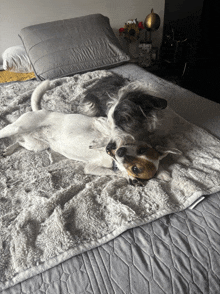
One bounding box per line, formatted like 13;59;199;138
31;80;51;111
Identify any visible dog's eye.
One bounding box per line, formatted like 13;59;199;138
138;147;148;155
132;165;139;175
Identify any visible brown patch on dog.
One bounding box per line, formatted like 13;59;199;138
145;148;160;160
138;145;160;160
125;157;157;180
107;149;116;157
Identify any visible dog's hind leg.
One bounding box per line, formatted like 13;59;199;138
0;124;22;139
2;135;49;157
0;111;47;139
18;134;49;153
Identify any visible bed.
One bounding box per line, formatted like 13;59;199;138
1;14;220;294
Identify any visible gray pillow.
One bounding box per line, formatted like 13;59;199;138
19;14;130;80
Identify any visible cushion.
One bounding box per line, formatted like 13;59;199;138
2;45;33;73
19;14;130;80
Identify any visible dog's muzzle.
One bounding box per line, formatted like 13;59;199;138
106;141;128;159
112;160;119;172
116;147;127;157
106;141;117;157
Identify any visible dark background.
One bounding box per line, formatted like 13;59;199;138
152;0;220;103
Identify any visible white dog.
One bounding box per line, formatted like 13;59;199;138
0;80;176;184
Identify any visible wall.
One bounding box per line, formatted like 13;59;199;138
0;0;165;64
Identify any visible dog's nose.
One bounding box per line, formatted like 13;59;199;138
117;147;127;157
106;141;116;154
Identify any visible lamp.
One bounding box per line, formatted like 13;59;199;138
144;9;161;43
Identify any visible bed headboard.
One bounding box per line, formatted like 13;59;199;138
0;0;164;64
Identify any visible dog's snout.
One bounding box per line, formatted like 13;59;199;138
106;141;116;153
117;147;127;157
106;141;117;157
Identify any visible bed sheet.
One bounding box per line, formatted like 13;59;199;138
2;64;220;294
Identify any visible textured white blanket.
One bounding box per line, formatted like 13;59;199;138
1;70;220;290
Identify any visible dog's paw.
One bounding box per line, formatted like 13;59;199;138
106;141;117;156
89;139;99;149
1;143;20;158
89;139;104;150
0;151;6;158
89;137;109;150
156;170;171;181
129;178;145;187
1;148;12;157
1;149;12;158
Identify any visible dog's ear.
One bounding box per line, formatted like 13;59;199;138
155;146;182;160
129;178;145;186
133;94;167;111
148;95;167;110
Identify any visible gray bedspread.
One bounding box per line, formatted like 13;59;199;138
1;64;220;293
2;192;220;294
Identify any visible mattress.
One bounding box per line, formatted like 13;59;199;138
1;64;220;294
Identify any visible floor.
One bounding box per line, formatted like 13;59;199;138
146;59;220;104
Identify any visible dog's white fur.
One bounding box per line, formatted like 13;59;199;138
0;80;175;183
76;78;182;181
0;81;124;177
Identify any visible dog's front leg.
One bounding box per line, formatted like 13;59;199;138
84;162;122;177
89;137;109;150
1;142;21;157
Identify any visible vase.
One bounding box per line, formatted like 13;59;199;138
119;37;130;55
128;40;139;59
138;42;152;67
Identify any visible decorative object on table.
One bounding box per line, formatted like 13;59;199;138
119;19;144;59
128;40;139;59
151;47;158;60
119;19;144;42
137;9;161;67
138;44;158;67
144;9;161;43
138;42;152;67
